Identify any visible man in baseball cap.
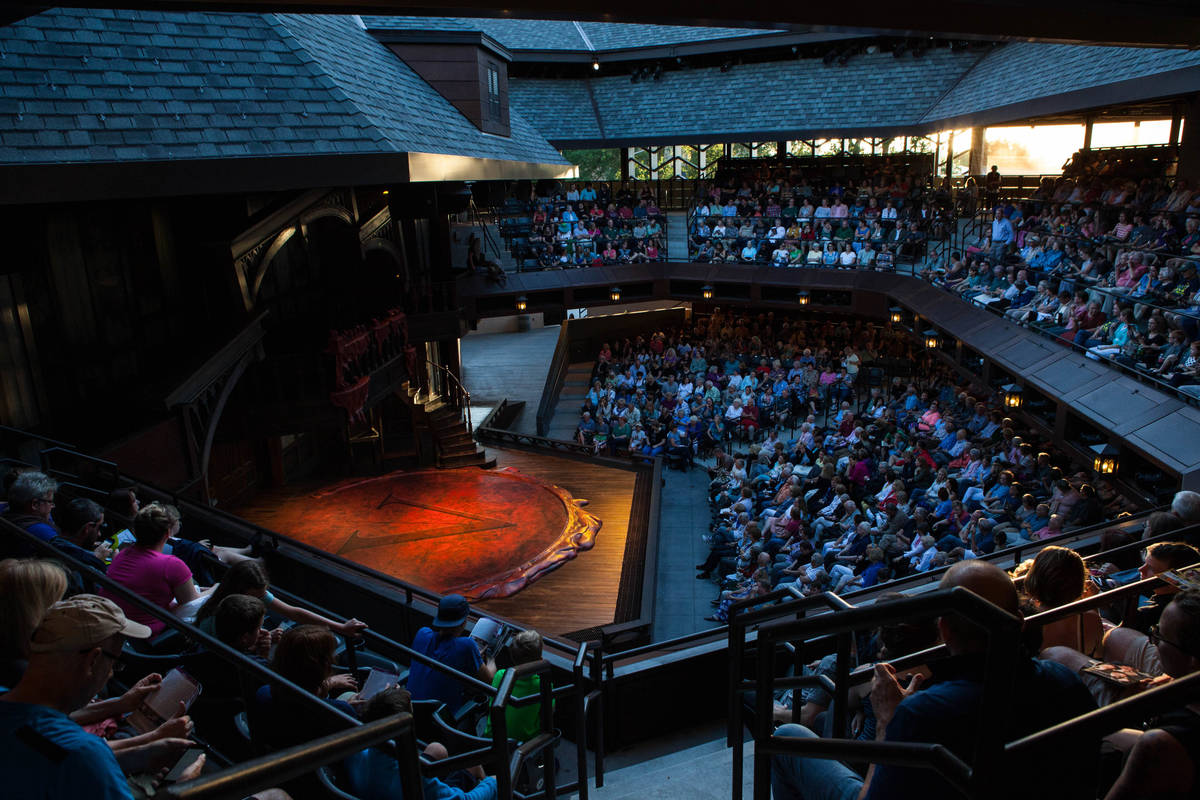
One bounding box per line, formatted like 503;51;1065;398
0;595;155;798
406;594;496;713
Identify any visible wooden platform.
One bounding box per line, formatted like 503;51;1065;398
232;446;642;639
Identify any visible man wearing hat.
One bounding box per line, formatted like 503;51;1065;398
407;595;496;714
0;594;188;798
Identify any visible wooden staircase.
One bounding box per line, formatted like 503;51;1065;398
404;383;496;470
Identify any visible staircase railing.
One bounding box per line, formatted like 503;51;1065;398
426;358;473;433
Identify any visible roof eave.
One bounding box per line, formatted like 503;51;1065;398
0;151;571;206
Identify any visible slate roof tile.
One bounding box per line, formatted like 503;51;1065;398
922;43;1200;123
512;49;978;143
0;8;567;167
361;16;778;53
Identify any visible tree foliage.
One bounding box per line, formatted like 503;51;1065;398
561;149;620;181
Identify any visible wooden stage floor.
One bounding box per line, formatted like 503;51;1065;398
233;447;636;638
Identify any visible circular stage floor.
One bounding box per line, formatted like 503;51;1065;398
256;468;600;600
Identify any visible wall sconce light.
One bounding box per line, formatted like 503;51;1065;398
796;290;810;306
889;306;904;325
1001;383;1023;410
610;286;621;303
923;329;941;349
702;285;714;300
515;295;528;312
1091;443;1119;475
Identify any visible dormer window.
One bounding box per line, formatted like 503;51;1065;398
375;30;511;137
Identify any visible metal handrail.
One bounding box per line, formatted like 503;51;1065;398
267;582;596;800
746;586;1025;800
425;358;473;433
1006;669;1200;756
0;521;360;730
162;715;422;800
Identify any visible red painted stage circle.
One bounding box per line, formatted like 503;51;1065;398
300;468;600;600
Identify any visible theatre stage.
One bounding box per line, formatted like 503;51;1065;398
234;447;639;638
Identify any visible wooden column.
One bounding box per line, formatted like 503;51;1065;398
968;126;986;177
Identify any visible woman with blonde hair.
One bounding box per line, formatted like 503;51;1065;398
0;558;67;687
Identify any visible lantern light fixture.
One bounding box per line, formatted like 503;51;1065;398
702;284;714;300
1000;383;1023;410
796;290;810;306
1091;443;1119;475
610;286;621;303
923;328;941;349
515;295;528;312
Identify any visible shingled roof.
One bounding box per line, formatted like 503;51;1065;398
511;49;981;147
921;43;1200;126
0;8;568;184
360;16;777;53
512;40;1200;146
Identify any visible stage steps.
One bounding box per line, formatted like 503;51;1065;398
401;382;496;469
666;213;689;262
547;361;594;441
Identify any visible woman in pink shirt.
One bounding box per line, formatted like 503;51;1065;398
104;502;210;636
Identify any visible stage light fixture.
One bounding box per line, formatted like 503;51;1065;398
1000;383;1023;410
702;284;714;300
923;328;941;349
610;286;621;302
796;290;810;306
1090;443;1119;475
515;295;528;312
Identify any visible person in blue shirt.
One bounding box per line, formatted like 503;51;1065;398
345;687;496;800
990;209;1014;263
1;471;60;558
771;561;1097;800
0;594;205;800
407;595;495;715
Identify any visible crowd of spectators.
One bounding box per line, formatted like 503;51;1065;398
0;470;552;800
509;183;667;268
569;310;1141;623
686;166;939;267
769;488;1200;800
933;170;1200;396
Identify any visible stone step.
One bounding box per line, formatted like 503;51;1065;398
586;736;752;800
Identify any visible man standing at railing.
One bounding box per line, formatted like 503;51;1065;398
990;208;1014;265
771;561;1097;800
985;166;1002;209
